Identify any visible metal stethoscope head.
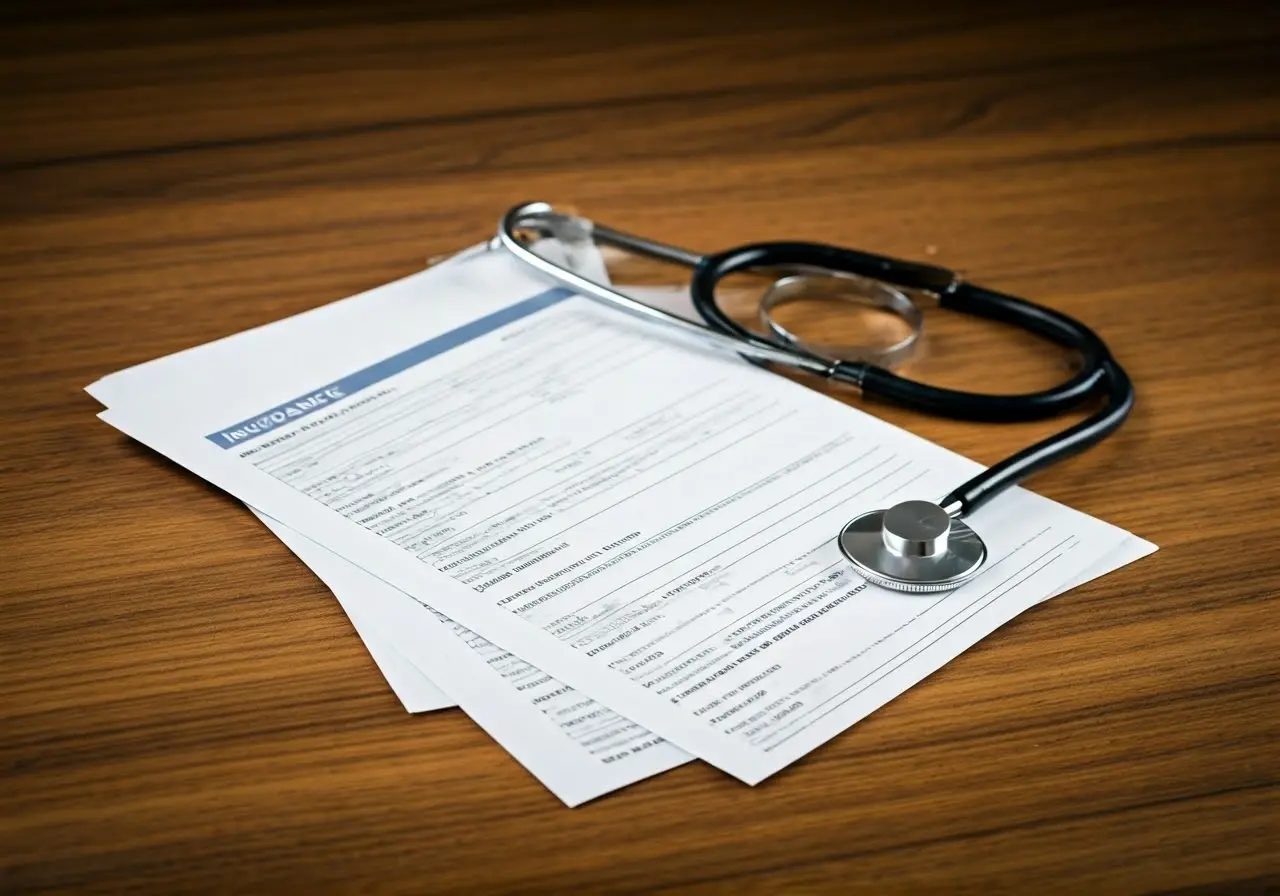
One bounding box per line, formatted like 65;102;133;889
497;201;1134;595
837;499;986;593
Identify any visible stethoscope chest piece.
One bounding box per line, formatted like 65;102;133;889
838;500;986;593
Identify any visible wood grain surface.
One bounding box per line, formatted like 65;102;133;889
3;1;1278;892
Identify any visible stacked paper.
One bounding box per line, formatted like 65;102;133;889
89;239;1155;806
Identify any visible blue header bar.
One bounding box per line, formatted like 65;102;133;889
207;287;573;448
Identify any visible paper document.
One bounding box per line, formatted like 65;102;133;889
332;583;454;713
93;250;1152;786
92;267;1151;804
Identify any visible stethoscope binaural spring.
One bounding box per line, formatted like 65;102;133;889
496;201;1134;593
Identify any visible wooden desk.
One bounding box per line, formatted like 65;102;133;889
4;3;1277;891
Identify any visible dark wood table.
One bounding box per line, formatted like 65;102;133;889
4;2;1277;892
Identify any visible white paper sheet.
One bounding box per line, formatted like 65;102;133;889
333;588;454;713
91;249;1155;786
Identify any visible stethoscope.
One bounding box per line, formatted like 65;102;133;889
495;201;1134;594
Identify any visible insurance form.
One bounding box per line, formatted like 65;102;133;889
96;251;1145;785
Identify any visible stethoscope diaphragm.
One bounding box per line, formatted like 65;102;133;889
837;500;986;593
